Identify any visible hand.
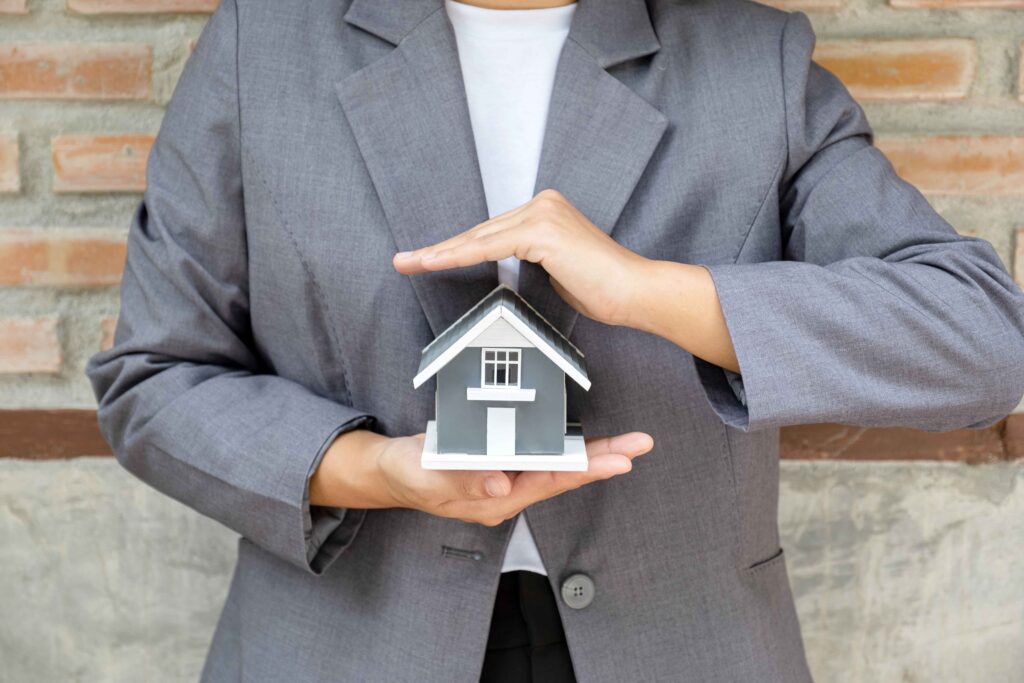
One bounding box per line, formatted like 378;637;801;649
310;428;653;527
393;189;648;327
392;188;741;373
377;431;652;526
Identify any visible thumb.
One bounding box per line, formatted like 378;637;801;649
448;470;513;501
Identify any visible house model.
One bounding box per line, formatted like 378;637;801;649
414;285;591;471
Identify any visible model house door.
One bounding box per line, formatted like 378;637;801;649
486;407;516;456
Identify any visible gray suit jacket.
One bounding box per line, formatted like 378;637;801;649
85;0;1024;680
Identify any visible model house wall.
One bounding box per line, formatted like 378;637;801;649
435;346;566;455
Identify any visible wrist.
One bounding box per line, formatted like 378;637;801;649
625;259;741;372
620;257;677;334
624;259;708;337
310;428;397;509
609;253;658;329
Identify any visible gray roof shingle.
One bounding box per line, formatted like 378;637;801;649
416;284;588;386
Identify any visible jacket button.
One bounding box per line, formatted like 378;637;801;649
560;573;595;610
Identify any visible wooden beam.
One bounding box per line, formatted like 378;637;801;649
0;409;1021;462
0;409;112;459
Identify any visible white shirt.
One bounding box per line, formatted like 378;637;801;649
445;0;576;575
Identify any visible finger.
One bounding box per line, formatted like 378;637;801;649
415;216;529;269
421;224;552;273
508;449;638;503
392;205;533;273
584;432;654;459
395;217;501;264
394;221;529;274
506;433;653;503
436;450;634;526
578;452;635;479
503;455;628;508
428;469;514;502
435;496;525;527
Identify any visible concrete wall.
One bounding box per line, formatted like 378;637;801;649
3;458;1022;683
0;459;236;683
784;462;1024;683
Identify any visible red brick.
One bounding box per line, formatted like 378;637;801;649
0;134;18;193
0;410;112;459
877;136;1024;196
0;317;61;374
815;39;975;101
0;229;126;287
0;0;28;14
67;0;218;13
99;316;117;352
0;43;150;101
1005;414;1024;461
51;134;153;193
0;411;1017;461
780;422;1007;463
891;0;1024;7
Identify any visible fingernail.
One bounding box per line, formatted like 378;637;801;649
633;435;654;454
484;477;506;497
395;251;412;260
612;460;633;475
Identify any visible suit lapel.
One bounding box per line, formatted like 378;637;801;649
336;4;494;336
338;0;667;341
519;38;668;341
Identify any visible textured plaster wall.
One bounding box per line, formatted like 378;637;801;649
2;459;1022;683
783;462;1024;683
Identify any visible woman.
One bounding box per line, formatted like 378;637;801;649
86;0;1024;681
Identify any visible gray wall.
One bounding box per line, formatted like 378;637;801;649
3;458;1023;683
435;347;565;454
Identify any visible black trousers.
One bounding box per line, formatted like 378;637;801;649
479;571;577;683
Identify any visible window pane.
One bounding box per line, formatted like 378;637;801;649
484;364;494;385
497;350;506;362
485;350;494;361
508;364;518;386
509;349;519;362
496;366;507;385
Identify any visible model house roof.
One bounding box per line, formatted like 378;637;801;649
413;284;590;390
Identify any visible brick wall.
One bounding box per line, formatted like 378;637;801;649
1;0;1022;408
0;0;208;408
1;1;1023;682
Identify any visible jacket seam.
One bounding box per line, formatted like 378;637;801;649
779;12;794;188
240;148;357;408
731;14;791;264
733;154;785;264
724;12;793;572
717;420;743;572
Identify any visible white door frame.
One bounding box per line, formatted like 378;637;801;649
486;407;516;456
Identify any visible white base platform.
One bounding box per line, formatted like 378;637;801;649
420;420;588;471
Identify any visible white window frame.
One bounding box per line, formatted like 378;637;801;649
481;348;521;389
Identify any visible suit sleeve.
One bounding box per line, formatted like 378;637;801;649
693;11;1024;432
85;0;374;575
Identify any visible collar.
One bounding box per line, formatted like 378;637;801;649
342;0;661;69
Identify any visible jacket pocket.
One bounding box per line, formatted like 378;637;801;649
746;547;785;574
